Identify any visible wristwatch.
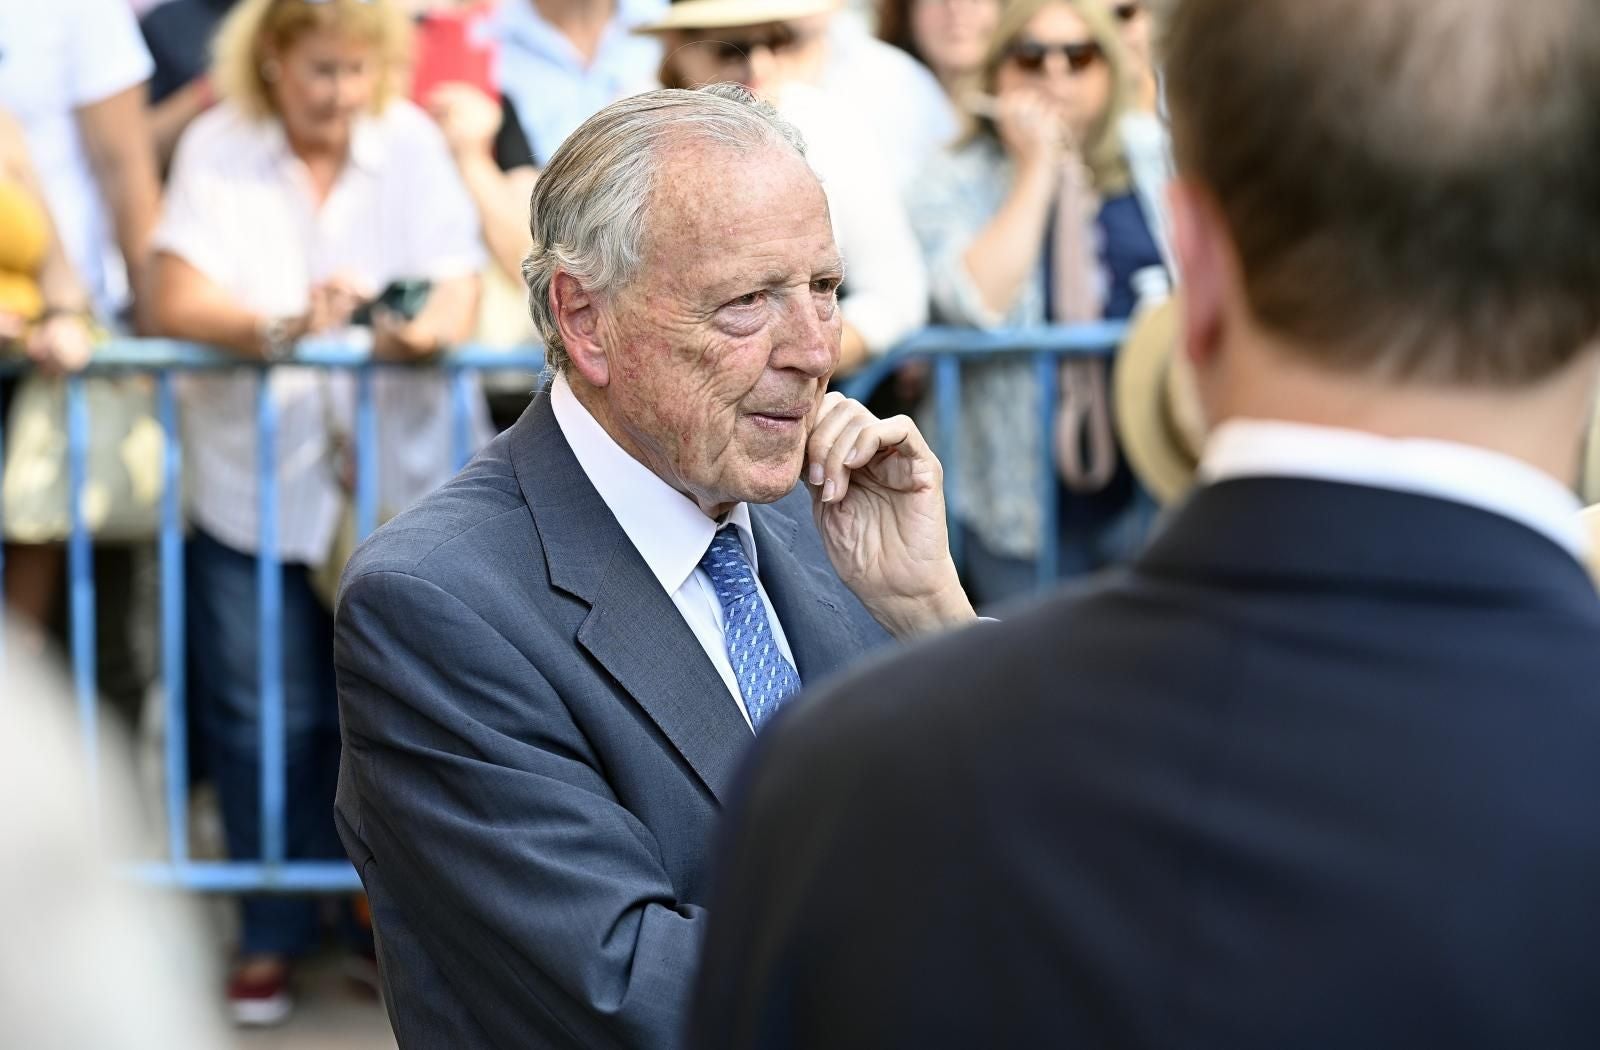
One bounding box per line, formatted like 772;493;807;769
259;315;300;363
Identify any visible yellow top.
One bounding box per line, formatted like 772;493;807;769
0;179;49;320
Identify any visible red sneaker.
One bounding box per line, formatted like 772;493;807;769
227;957;292;1027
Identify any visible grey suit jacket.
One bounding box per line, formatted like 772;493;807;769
333;391;890;1049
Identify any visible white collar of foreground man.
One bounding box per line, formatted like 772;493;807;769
549;373;762;592
1200;419;1588;561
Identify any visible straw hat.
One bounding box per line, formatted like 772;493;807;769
1579;505;1600;585
1113;296;1208;505
634;0;839;33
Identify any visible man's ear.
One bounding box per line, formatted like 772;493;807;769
551;272;609;387
1169;178;1234;370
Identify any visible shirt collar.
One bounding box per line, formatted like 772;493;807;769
1200;419;1588;560
549;374;758;595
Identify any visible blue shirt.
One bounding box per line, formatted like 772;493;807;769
488;0;666;165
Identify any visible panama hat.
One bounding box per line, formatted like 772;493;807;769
1113;296;1208;506
1579;505;1600;585
635;0;840;33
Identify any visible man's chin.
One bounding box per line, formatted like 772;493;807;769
735;460;807;506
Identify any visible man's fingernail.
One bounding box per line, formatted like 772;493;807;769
809;464;824;486
847;444;864;466
822;479;836;503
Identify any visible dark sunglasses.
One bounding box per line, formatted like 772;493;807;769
1112;1;1142;22
702;24;815;63
1006;38;1103;74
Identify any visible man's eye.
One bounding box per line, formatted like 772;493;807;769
812;279;841;295
728;291;766;308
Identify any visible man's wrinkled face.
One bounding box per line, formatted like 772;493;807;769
598;142;843;513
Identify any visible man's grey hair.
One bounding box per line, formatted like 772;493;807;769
522;84;808;375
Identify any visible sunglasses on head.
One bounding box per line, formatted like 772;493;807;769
1112;1;1142;22
1006;38;1103;74
701;24;813;63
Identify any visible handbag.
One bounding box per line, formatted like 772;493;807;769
2;372;165;543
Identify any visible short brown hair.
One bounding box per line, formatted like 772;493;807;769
213;0;412;119
1163;0;1600;384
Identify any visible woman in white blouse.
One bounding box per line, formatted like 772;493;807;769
145;0;489;1025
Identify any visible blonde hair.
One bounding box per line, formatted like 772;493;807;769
975;0;1133;194
212;0;413;119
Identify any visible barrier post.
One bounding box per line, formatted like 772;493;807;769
66;375;99;796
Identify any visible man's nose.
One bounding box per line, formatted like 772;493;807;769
769;291;838;377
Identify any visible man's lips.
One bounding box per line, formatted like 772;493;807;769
745;406;811;430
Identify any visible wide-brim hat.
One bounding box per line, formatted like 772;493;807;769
1113;296;1208;506
1579;505;1600;585
634;0;839;34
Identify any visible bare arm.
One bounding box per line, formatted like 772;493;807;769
960;93;1068;318
426;84;538;286
76;83;162;317
149;79;212;173
454;152;539;284
960;162;1058;317
145;251;267;359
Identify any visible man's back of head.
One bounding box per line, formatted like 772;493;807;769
1162;0;1600;456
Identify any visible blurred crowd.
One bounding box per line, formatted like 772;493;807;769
0;0;1171;1026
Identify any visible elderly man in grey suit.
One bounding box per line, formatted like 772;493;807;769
332;84;977;1049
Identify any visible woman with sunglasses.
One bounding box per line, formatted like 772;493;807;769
638;0;929;376
909;0;1170;606
145;0;491;1025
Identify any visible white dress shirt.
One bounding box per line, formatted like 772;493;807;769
152;100;491;563
1200;420;1588;561
550;375;798;730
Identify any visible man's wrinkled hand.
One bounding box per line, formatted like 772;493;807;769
806;391;975;639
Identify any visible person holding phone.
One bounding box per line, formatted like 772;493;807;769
144;0;490;1025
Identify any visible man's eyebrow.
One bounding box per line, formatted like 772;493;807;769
817;256;846;280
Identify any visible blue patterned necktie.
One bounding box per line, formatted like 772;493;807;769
698;528;802;731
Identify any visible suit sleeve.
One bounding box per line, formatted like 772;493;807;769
335;568;705;1050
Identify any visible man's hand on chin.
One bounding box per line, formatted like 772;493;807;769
805;391;977;639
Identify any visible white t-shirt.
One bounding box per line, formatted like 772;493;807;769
0;0;154;314
823;17;959;197
153;100;490;564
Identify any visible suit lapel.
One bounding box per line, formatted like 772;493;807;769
752;494;867;687
509;392;751;806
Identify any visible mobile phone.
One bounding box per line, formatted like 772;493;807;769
411;6;499;106
352;279;433;327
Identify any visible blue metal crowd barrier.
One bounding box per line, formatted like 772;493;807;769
0;323;1123;895
0;341;545;894
839;321;1129;585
